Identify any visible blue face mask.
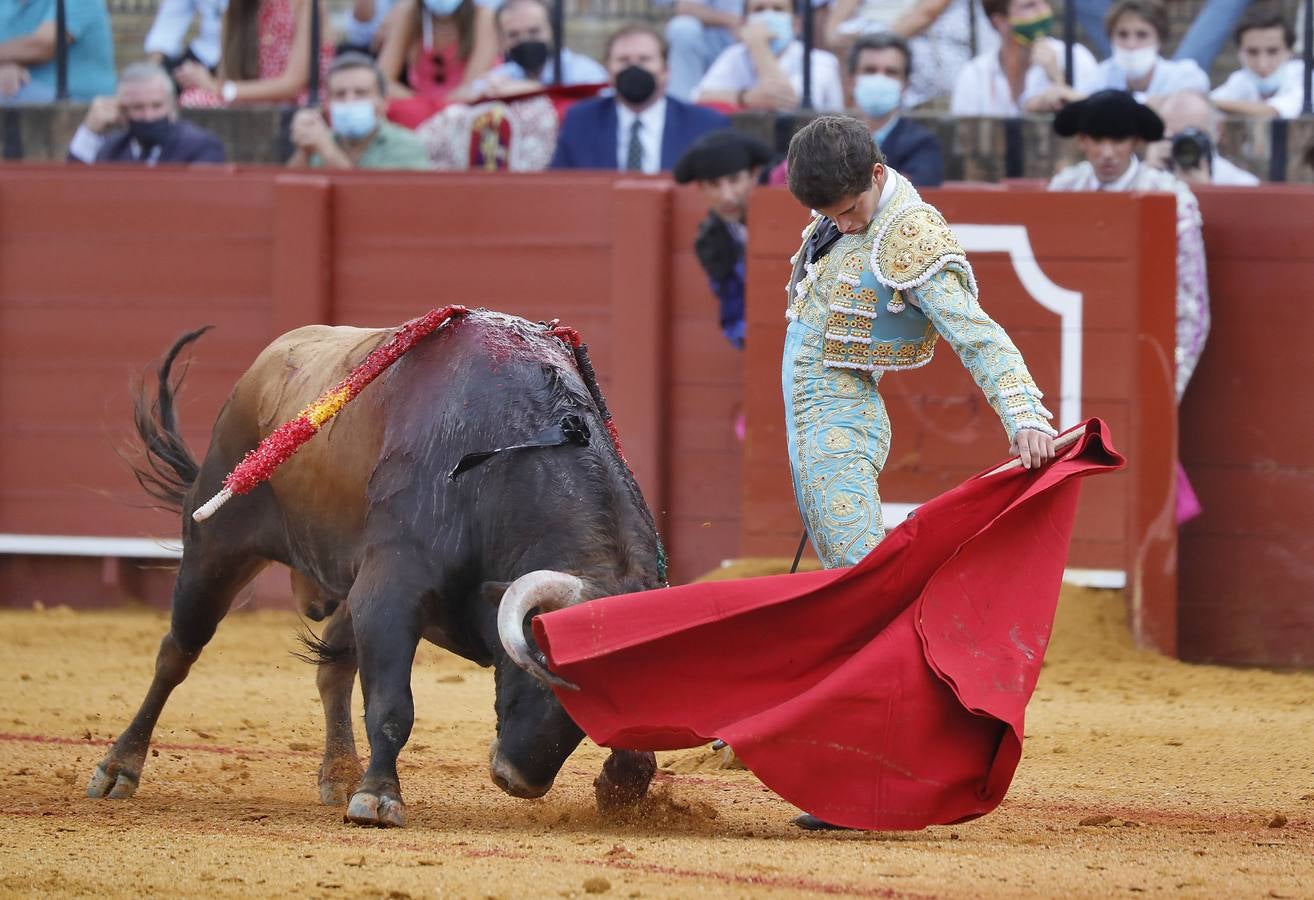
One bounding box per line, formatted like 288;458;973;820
423;0;463;16
330;100;378;140
1246;66;1284;96
751;10;794;55
853;73;902;119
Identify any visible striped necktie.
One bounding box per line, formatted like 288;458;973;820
626;119;644;171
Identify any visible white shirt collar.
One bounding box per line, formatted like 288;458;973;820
873;167;899;216
617;96;666;132
1098;156;1140;191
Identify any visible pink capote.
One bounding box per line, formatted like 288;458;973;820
533;419;1125;830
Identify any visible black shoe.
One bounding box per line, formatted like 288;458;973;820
792;813;851;831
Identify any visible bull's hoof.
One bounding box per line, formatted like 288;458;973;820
318;756;363;807
344;790;406;828
86;762;140;800
594;750;657;812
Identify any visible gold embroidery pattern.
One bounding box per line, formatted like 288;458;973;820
787;329;891;568
874;205;966;289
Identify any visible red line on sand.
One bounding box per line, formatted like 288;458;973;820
0;732;314;759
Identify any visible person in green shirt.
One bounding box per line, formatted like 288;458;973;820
287;52;431;170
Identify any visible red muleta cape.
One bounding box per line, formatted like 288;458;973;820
533;419;1125;831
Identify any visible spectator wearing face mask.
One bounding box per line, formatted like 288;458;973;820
848;33;941;187
693;0;844;112
287;52;430;169
457;0;606;100
950;0;1097;116
549;24;728;172
1211;3;1306;120
67;61;225;164
1093;0;1207;103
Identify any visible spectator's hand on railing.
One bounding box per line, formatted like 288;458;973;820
84;97;124;135
176;61;220;96
0;62;29;99
1024;85;1082;114
747;77;798;110
291;108;337;157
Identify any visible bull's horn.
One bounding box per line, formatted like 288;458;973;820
497;570;583;691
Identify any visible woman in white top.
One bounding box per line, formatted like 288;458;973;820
693;0;844;112
950;0;1098;116
1094;0;1209;102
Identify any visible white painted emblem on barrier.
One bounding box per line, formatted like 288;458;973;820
882;225;1111;585
951;224;1083;431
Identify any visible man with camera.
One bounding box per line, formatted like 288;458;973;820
1146;89;1260;187
1048;89;1209;403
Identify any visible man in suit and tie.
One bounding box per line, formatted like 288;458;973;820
849;33;943;188
68;61;225;165
549;24;728;173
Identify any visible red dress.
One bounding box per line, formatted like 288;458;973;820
535;420;1124;831
180;0;333;108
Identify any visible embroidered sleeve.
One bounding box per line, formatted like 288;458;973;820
1173;196;1210;400
913;265;1057;441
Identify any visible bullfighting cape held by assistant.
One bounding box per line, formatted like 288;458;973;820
534;419;1124;831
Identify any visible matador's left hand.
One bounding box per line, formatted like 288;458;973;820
1011;429;1057;470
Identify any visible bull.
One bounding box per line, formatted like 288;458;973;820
86;310;664;826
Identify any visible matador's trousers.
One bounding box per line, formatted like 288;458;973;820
782;318;893;569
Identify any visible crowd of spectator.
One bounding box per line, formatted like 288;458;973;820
0;0;1306;182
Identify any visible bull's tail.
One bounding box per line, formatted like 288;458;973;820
130;327;211;514
292;625;352;667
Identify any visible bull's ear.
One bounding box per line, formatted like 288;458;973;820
480;581;511;607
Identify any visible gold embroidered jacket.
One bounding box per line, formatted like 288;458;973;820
786;170;1056;439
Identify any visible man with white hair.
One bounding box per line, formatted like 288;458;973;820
1147;89;1260;187
68;61;225;165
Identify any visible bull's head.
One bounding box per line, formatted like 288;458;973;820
487;570;589;799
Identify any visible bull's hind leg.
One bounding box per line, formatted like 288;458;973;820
310;606;364;806
595;750;658;811
343;568;424;828
87;551;266;800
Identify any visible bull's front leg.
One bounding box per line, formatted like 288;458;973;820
343;572;423;828
594;749;657;811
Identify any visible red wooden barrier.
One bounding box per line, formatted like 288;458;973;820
0;167;743;604
1179;187;1314;666
1;166;1310;667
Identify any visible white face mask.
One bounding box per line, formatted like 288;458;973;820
1112;44;1158;80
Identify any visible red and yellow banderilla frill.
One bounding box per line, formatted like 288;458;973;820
192;306;468;522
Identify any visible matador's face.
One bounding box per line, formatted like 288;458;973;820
816;164;888;234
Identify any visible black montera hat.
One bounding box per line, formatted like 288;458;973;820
1053;89;1165;141
673;129;773;184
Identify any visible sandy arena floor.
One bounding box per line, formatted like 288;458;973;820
1;583;1311;899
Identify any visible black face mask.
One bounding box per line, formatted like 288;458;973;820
128;117;174;149
614;65;657;105
507;40;550;75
